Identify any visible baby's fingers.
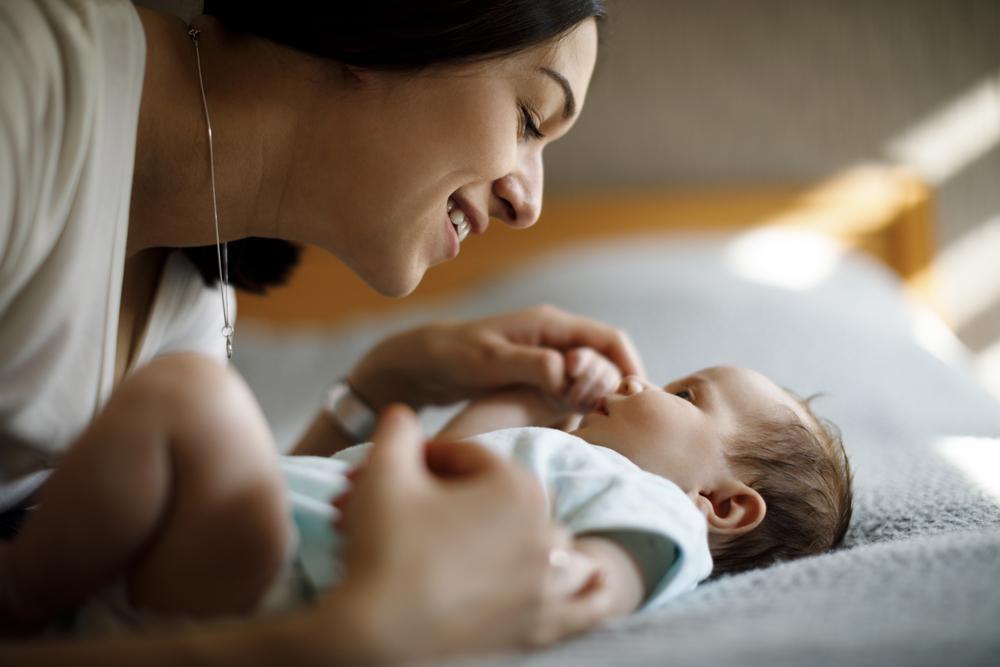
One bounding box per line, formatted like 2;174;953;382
567;371;601;410
565;351;622;411
565;347;597;379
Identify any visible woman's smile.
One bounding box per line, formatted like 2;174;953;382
447;198;471;243
444;207;461;260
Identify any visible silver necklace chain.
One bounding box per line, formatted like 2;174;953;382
188;27;234;360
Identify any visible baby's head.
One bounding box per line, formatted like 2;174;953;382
572;366;853;575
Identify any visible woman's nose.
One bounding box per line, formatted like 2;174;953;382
491;150;543;229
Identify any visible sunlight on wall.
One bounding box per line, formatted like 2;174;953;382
724;228;845;291
907;302;971;368
885;74;1000;185
883;73;1000;404
937;436;1000;502
933;213;1000;330
976;338;1000;403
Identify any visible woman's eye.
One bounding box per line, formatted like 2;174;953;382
520;105;545;140
673;389;694;403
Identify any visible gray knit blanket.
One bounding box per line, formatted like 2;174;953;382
236;233;1000;667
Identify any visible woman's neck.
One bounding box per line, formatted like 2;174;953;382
128;9;312;257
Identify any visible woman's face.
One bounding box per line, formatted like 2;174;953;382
284;19;599;296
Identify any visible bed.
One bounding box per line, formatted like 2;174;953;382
234;170;1000;666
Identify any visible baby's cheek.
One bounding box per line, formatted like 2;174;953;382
635;399;670;426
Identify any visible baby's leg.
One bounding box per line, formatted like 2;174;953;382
0;353;289;627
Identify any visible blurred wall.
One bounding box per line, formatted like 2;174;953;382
137;0;1000;359
547;2;999;237
544;0;1000;371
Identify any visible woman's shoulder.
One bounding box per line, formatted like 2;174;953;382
0;0;146;286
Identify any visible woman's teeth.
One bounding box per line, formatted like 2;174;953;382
447;198;470;243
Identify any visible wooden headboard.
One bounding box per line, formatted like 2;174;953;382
238;166;935;327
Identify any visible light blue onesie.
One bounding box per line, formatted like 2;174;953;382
276;426;713;612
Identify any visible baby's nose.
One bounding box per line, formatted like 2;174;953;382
618;375;645;396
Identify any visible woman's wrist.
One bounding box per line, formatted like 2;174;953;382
346;367;408;413
347;338;429;413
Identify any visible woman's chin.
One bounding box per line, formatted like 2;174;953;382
365;265;425;298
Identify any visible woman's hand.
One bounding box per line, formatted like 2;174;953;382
325;406;613;662
348;305;644;412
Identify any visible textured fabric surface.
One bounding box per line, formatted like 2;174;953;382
236;233;1000;666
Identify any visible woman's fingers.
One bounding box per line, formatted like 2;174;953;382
424;439;504;479
347;305;643;413
544;533;601;600
337;405;424;535
522;305;646;379
531;566;615;647
483;337;566;395
366;404;425;481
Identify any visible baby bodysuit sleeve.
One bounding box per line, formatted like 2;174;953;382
468;427;714;610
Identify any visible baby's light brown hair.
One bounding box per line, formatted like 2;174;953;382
710;397;853;576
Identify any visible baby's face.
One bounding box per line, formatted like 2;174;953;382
572;366;806;495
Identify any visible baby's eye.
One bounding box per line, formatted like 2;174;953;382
673;389;694;403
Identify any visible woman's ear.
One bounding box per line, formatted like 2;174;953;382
698;481;766;536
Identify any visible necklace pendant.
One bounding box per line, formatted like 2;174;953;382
221;324;235;359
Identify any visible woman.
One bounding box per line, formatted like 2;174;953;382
0;0;644;663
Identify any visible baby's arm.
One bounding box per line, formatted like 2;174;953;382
435;386;565;441
436;347;621;440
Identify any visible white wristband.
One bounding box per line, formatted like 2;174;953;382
322;380;377;443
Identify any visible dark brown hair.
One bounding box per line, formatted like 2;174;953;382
710;400;853;576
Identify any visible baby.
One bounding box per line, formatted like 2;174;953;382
0;350;853;633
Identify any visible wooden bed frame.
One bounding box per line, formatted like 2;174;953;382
238;166;936;327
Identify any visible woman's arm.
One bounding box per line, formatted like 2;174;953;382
0;589;376;667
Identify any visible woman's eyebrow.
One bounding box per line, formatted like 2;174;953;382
539;67;576;120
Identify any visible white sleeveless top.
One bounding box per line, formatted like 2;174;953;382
0;0;232;509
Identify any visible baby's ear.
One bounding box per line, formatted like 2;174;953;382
697;481;766;536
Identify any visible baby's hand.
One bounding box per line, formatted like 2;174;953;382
563;347;623;412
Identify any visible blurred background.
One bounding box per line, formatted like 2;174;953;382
546;0;1000;399
140;0;1000;399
